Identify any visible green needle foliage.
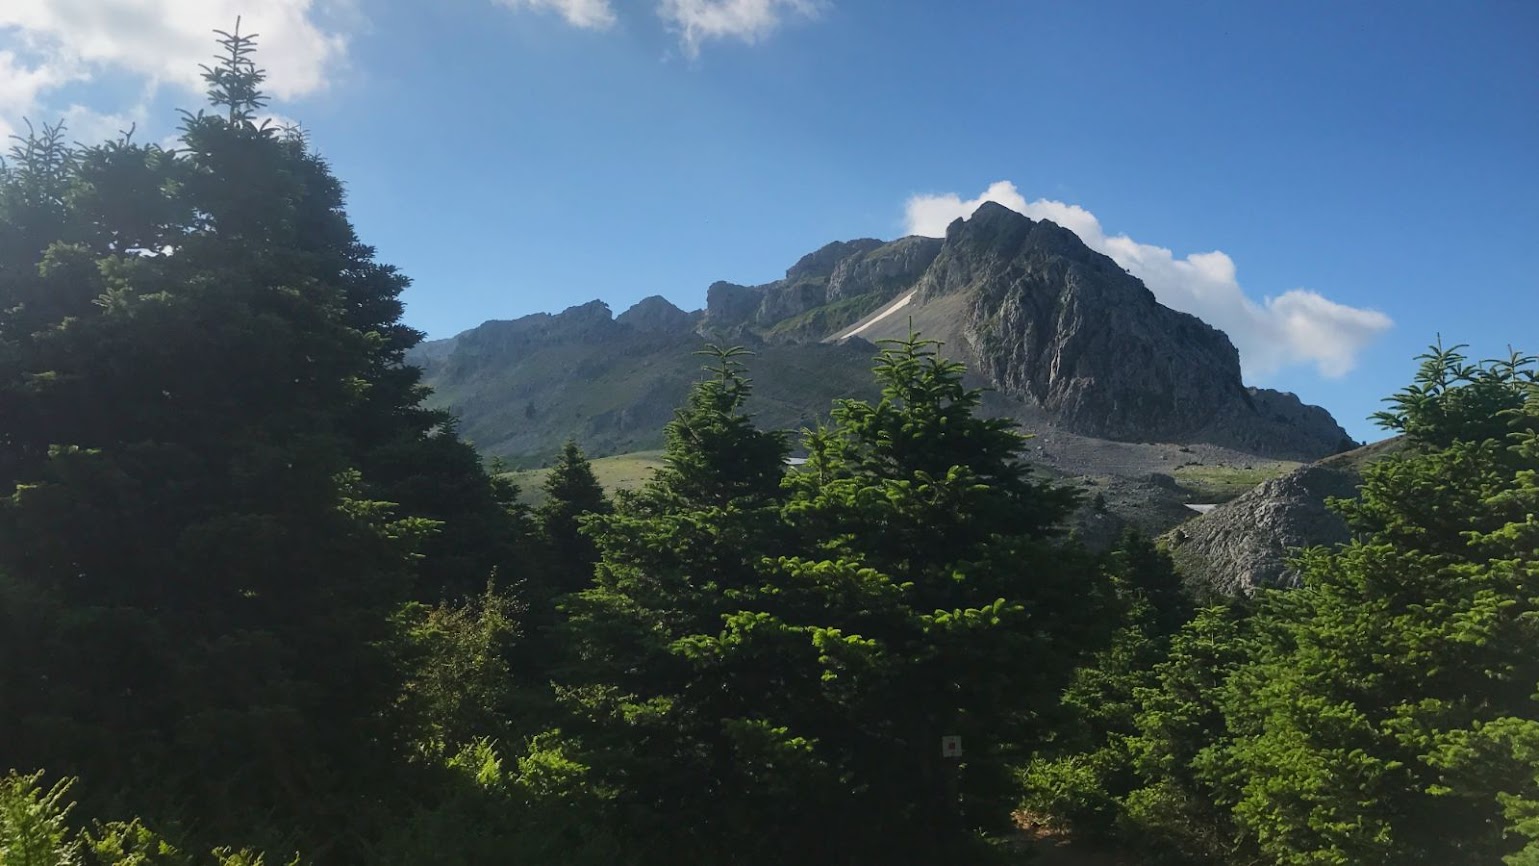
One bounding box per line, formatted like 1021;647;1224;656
1211;345;1539;866
546;336;1113;865
1027;344;1539;866
536;439;611;601
0;25;532;861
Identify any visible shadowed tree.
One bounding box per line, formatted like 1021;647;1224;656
537;439;610;598
0;24;533;860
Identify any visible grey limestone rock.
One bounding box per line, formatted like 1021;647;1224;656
1169;438;1406;595
617;295;694;333
704;281;759;328
826;236;942;303
914;202;1349;458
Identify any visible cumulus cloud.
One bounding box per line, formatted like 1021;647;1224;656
492;0;820;56
658;0;821;57
904;181;1392;379
494;0;617;29
59;103;149;145
0;49;80;140
0;0;346;140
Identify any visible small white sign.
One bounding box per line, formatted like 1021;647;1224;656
941;735;962;758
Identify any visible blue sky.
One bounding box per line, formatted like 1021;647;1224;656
3;1;1536;442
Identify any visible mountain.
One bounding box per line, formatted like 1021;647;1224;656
411;204;1364;552
414;204;1351;467
802;203;1352;457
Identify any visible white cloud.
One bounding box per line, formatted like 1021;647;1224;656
0;49;82;140
59;103;148;145
494;0;617;29
1;0;346;141
658;0;820;56
904;181;1393;379
489;0;821;55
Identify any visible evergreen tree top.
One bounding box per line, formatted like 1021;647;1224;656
1371;340;1538;449
796;332;1078;540
540;439;609;516
647;345;788;508
200;17;270;125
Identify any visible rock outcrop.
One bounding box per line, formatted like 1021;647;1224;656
826;236;942;303
1169;437;1407;595
784;238;886;285
698;237;939;339
617;295;695;333
887;202;1352;459
703;281;759;329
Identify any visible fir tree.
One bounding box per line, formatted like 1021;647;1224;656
1100;344;1539;866
550;336;1112;864
552;346;803;864
1211;346;1539;865
536;439;610;598
0;27;530;858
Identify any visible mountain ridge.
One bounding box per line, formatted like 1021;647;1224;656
412;204;1353;468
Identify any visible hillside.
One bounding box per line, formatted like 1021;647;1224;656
415;301;883;465
504;450;667;504
1168;435;1409;594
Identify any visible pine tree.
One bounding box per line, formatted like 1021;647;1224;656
536;440;610;598
1120;601;1259;863
1210;345;1539;866
1017;531;1194;839
1108;344;1539;866
773;334;1111;858
551;346;805;864
549;336;1113;864
0;27;530;858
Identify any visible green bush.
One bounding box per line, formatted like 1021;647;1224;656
0;771;295;866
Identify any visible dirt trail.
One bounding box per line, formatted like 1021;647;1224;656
1009;816;1134;866
1018;838;1130;866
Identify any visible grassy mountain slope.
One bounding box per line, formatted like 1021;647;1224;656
418;307;881;466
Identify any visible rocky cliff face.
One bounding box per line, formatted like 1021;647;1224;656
699;237;940;337
923;203;1243;437
616;295;697;333
890;203;1351;459
1170;464;1360;595
784;238;887;284
703;282;759;329
826;236;943;302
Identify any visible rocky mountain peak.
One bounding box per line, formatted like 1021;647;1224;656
704;281;759;327
884;204;1344;458
618;295;695;333
559;298;613;323
784;238;886;283
926;203;1144;302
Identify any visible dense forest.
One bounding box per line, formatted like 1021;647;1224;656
3;32;1538;866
